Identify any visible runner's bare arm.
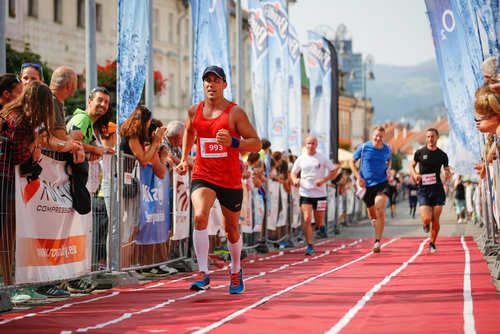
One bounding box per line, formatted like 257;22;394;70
233;107;261;152
409;160;421;182
316;165;341;187
443;166;451;183
349;158;365;187
176;105;197;175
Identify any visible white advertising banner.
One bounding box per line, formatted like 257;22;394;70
15;155;92;284
172;172;191;241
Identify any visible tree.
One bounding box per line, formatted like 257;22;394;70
6;43;53;82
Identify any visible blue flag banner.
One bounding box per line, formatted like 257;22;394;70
117;0;150;125
287;24;302;155
263;0;289;151
248;0;270;140
137;165;170;245
190;0;232;104
467;0;498;56
426;0;482;174
303;31;332;157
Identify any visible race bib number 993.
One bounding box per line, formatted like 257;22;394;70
200;138;228;158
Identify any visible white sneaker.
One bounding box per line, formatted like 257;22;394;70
373;241;381;253
429;243;437;254
9;290;31;303
159;264;178;275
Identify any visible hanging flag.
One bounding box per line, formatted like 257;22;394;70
303;30;332;157
248;0;270;140
263;0;289;151
426;0;481;174
287;24;302;155
190;0;232;104
117;0;150;125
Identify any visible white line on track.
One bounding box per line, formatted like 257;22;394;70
460;236;477;334
325;238;428;334
60;239;365;334
192;238;399;334
0;291;120;325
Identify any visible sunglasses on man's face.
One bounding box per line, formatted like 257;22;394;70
474;116;491;122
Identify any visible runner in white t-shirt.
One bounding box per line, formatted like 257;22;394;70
290;136;340;255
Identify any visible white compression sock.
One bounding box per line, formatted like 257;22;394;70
227;235;243;274
193;229;209;273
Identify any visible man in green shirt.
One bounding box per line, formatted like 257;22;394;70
67;87;114;159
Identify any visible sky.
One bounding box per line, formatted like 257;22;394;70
286;0;435;67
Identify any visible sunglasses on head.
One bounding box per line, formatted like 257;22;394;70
21;63;42;70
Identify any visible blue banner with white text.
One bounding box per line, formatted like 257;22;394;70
190;0;232;104
426;0;481;174
287;24;302;155
137;165;170;245
303;31;332;157
117;0;150;125
248;0;270;140
263;0;289;151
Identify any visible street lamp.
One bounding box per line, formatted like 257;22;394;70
363;54;375;141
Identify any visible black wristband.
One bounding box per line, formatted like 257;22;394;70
230;137;240;148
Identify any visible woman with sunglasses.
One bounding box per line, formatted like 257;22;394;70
19;63;44;86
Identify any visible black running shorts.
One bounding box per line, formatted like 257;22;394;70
191;179;243;212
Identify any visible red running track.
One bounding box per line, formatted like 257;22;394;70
0;236;498;334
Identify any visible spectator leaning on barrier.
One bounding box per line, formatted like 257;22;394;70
163;120;185;167
19;63;44;86
0;81;80;302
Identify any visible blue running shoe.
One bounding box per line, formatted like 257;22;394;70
229;269;245;294
190;272;210;291
305;244;314;256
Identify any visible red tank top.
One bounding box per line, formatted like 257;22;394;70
191;101;242;189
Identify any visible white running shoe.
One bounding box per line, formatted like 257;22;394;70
373;241;381;253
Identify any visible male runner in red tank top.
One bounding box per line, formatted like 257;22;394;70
176;66;260;294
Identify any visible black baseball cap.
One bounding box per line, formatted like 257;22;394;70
202;66;226;82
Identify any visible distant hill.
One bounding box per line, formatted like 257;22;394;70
367;59;445;123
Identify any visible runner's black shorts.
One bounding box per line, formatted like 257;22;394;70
299;196;327;210
191;179;243;212
363;182;390;208
417;183;446;207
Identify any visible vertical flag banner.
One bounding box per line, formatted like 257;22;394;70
136;165;170;245
263;0;289;151
15;156;92;284
287;24;302;155
466;0;499;56
426;0;481;174
303;31;332;157
248;0;269;140
190;0;232;103
117;0;150;125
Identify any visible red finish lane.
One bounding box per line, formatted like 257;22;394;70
0;238;357;333
197;238;421;334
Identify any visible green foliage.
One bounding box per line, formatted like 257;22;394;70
391;152;402;172
6;43;53;81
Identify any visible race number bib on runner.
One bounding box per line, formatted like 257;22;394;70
316;200;327;212
410;190;417;196
421;173;437;186
200;138;228;158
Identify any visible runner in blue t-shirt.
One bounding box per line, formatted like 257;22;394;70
350;126;392;253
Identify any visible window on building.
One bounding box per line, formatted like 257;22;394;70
96;3;102;32
168;12;174;43
53;0;62;23
8;0;16;18
184;19;190;47
77;0;85;28
28;0;38;18
153;8;159;41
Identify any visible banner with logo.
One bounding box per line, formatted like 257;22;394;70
263;0;289;151
240;179;253;234
466;0;498;56
287;24;302;155
136;165;170;245
117;0;150;125
172;172;191;240
15;155;92;284
426;0;481;174
248;0;270;140
303;30;332;157
190;0;232;103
